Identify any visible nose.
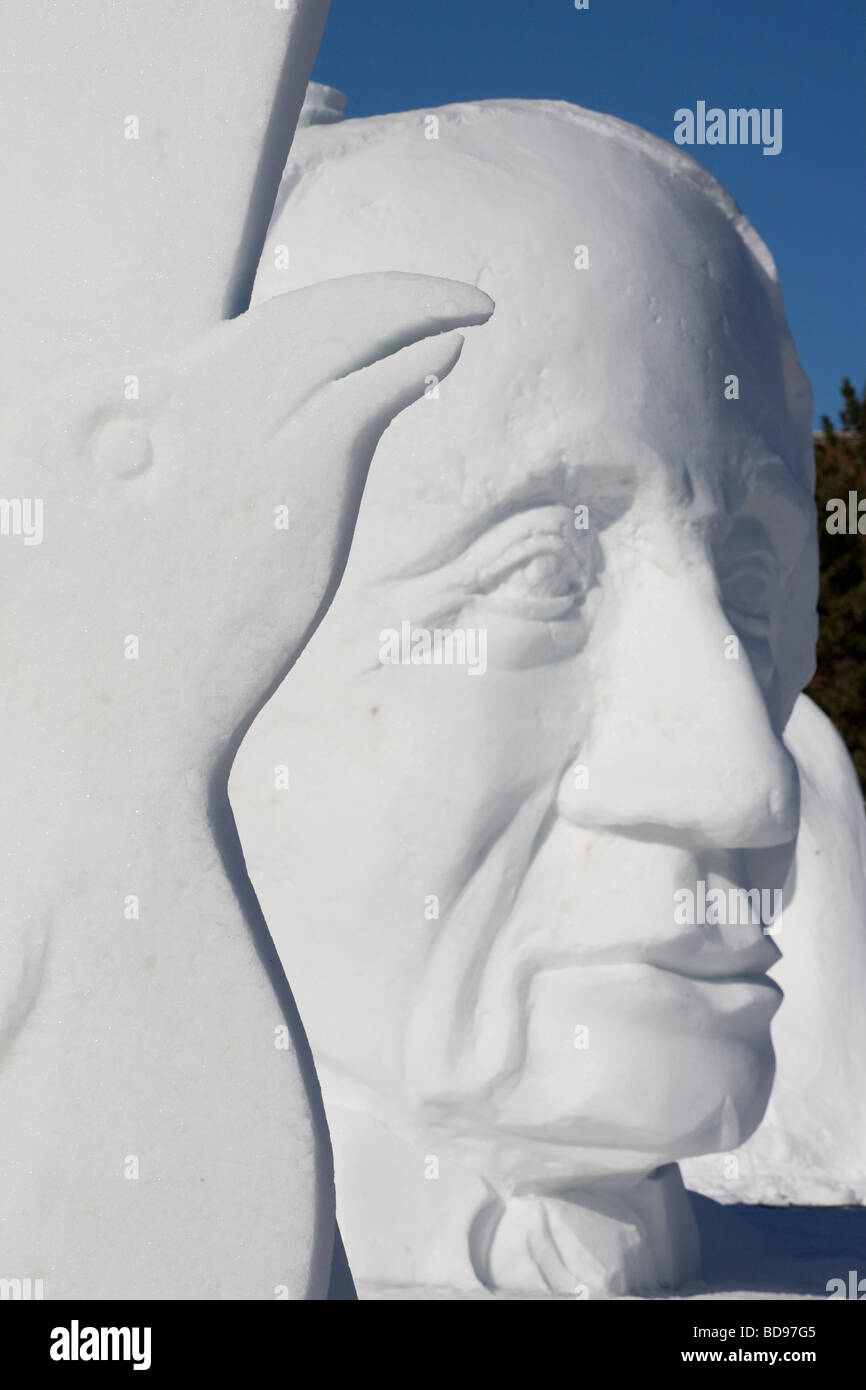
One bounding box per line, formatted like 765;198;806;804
557;558;800;849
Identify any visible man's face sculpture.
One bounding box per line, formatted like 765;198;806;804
235;102;817;1259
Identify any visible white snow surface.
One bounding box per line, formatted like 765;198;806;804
0;1;332;408
0;12;493;1300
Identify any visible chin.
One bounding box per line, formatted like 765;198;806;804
466;1012;779;1187
672;1032;778;1159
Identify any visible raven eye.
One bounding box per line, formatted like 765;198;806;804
92;416;154;479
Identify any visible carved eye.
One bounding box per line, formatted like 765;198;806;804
484;552;580;615
721;559;776;631
91;416;154;479
476;534;593;622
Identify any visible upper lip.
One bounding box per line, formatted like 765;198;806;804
508;826;787;983
641;925;780;982
522;921;780;983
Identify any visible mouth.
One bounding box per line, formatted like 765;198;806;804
524;914;781;986
641;924;781;983
578;959;784;1029
644;964;784;1029
507;819;788;983
649;958;782;995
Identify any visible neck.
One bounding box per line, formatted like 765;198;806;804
328;1102;700;1298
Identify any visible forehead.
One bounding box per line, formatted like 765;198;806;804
272;104;807;568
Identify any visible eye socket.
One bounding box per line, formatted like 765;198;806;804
478;547;587;620
721;561;775;629
719;556;780;691
91;416;154;479
390;505;600;671
469;513;596;624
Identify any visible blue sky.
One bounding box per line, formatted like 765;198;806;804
313;0;864;427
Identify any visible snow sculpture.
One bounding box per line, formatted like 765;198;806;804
683;692;866;1207
0;10;491;1298
232;95;818;1297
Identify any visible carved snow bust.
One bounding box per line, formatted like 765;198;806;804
234;97;818;1297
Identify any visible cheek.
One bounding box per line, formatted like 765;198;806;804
266;654;587;934
362;670;574;865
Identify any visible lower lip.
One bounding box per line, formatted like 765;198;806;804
662;967;782;1011
650;961;783;1028
580;961;782;1026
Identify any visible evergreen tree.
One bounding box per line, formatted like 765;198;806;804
806;377;866;796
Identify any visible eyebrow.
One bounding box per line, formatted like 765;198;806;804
381;437;814;585
388;453;638;580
